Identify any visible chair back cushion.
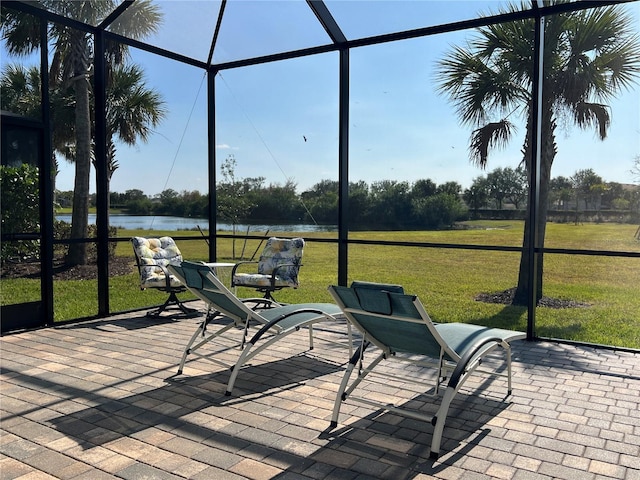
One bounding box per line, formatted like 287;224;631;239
329;284;444;358
132;236;183;289
256;237;304;287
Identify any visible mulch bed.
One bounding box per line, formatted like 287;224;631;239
1;256;134;281
475;287;591;309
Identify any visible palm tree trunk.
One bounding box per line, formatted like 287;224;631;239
65;34;92;266
65;77;91;266
513;107;556;306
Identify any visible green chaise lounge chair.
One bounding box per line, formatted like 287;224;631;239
168;261;351;396
328;281;525;459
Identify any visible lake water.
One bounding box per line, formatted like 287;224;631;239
55;214;337;233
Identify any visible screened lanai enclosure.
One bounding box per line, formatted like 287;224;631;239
1;0;639;349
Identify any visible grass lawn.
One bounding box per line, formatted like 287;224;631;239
2;221;639;349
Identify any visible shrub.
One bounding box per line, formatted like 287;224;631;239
0;162;117;264
412;193;469;229
1;164;40;264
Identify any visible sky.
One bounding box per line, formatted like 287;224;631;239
2;0;639;196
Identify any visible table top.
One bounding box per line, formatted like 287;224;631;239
203;262;236;268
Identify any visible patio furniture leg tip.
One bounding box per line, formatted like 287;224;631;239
429;451;439;460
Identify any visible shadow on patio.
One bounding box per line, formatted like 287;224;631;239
1;309;639;479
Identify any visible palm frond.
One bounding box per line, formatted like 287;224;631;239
437;44;526;127
573;102;610;140
469;120;515;168
0;6;41;56
105;63;166;145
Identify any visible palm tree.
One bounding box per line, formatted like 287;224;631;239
103;63;165;211
1;62;164;216
436;1;640;305
2;1;162;265
2;63;166;199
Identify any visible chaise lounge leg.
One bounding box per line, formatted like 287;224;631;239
430;385;456;460
226;341;255;395
506;344;513;395
330;356;358;427
177;320;207;374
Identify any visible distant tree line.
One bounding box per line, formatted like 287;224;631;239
465;167;640;218
60;178;469;230
53;165;640;230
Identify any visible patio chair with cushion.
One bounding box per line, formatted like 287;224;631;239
231;237;304;300
328;281;525;459
131;236;196;318
168;260;352;395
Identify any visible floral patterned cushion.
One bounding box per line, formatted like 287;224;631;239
232;273;294;288
132;236;184;289
233;237;304;289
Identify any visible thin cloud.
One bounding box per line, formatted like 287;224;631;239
216;144;240;150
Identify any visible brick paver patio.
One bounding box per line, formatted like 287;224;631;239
1;302;639;479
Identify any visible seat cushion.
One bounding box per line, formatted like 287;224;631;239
233;273;293;288
132;236;184;289
141;272;183;289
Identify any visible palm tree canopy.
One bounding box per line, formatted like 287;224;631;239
2;1;162;78
0;64;42;118
436;1;640;165
106;64;166;145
